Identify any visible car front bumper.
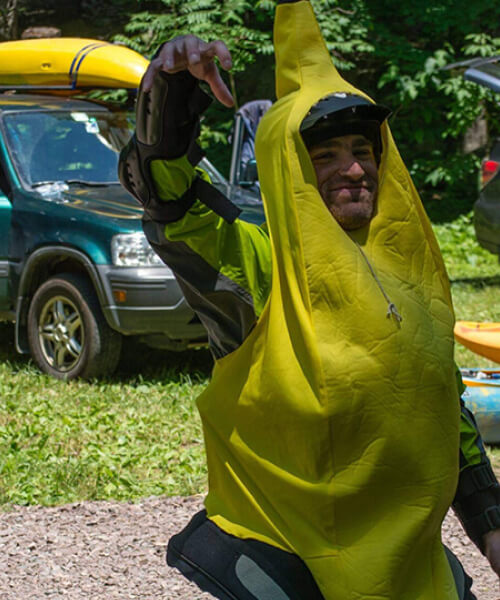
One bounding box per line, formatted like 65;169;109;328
96;265;207;343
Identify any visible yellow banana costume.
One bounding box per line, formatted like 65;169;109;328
196;1;461;598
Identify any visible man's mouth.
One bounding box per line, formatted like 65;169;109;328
330;185;370;198
330;184;369;192
324;185;374;206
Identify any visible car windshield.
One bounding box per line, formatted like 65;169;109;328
3;110;133;186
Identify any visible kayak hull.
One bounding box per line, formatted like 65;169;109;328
0;38;148;90
461;369;500;443
454;321;500;364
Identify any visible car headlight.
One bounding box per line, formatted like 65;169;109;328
111;232;169;268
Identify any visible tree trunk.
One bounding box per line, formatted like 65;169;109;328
0;0;19;40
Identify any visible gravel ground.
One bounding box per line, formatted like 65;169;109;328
0;494;498;600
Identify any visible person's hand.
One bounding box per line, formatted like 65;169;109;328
484;528;500;582
142;35;234;107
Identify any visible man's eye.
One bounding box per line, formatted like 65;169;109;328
354;148;373;158
312;152;335;161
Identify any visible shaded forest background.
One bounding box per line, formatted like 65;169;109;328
1;0;500;221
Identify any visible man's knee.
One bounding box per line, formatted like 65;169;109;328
167;510;325;600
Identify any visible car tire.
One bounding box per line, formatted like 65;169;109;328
27;273;122;380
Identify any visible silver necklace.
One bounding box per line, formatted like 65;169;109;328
354;241;403;324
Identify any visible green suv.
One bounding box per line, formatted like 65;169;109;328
0;93;262;379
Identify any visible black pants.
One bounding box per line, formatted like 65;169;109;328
167;510;476;600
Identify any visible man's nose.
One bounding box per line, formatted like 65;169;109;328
339;158;364;179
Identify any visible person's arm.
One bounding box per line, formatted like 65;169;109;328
452;366;500;577
144;155;271;359
119;37;272;359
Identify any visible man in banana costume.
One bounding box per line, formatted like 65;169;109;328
119;1;500;598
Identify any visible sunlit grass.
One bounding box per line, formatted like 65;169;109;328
0;325;211;507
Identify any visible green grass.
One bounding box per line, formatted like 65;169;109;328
0;328;211;507
432;212;500;368
1;210;500;508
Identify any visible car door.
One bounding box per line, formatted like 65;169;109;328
0;156;12;310
229;100;271;189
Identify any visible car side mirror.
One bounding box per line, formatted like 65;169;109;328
240;159;258;187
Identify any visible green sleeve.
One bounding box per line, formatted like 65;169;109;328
455;364;487;470
146;157;272;358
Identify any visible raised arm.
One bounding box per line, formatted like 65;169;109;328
119;37;272;359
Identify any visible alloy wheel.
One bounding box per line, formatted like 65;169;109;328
37;295;83;372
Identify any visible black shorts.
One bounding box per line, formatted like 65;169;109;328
167;510;476;600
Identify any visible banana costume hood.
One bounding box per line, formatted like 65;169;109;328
197;1;461;598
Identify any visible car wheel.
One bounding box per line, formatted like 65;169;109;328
27;273;122;380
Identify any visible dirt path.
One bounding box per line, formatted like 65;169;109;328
0;495;497;599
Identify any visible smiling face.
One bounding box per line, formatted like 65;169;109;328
308;134;379;230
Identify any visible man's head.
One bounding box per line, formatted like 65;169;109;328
301;93;391;230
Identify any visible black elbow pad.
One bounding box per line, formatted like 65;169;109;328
119;69;240;224
118;70;210;216
135;69;211;160
452;460;500;553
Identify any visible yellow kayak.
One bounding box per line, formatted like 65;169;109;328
454;321;500;363
0;38;148;90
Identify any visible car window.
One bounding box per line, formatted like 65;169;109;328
2;110;133;186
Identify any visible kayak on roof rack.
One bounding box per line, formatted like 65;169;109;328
0;38;149;91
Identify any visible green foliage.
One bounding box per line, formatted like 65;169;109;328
85;89;131;105
371;3;500;209
115;0;271;70
0;334;211;506
463;32;500;58
307;0;374;72
112;0;500;203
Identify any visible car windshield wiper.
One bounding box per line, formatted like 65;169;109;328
31;179;119;188
64;179;120;187
31;180;64;188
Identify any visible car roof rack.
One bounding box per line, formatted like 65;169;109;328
443;55;500;71
0;85;75;92
0;84;138;92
